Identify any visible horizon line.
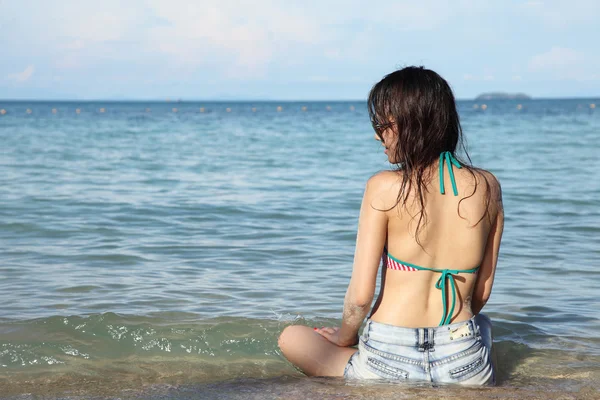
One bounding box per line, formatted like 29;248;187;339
1;96;599;103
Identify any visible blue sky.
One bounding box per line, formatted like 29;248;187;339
1;0;599;100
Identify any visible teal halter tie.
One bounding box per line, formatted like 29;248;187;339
386;252;479;326
439;151;462;196
434;267;478;325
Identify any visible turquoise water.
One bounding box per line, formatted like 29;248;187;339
0;100;599;399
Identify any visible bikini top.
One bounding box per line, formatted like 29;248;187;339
384;151;479;326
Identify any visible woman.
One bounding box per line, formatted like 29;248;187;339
278;66;504;385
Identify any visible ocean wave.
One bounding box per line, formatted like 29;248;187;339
0;313;598;392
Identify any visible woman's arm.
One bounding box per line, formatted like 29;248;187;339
334;174;389;346
472;175;504;315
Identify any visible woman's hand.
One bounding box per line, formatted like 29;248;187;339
314;326;359;347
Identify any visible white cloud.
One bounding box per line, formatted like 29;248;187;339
2;0;599;97
463;73;495;81
7;65;35;82
519;0;600;28
307;76;332;82
61;40;86;50
140;0;490;75
144;0;323;77
47;3;140;42
324;49;341;60
528;47;585;71
55;54;82;69
528;47;599;81
305;75;366;83
369;1;454;30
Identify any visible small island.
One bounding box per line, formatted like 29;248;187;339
475;92;532;101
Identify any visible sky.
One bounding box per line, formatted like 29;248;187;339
1;0;599;100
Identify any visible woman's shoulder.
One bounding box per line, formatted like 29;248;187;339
462;167;503;218
365;170;403;191
467;167;502;198
363;170;404;209
470;167;500;185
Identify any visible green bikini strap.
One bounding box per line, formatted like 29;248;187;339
434;268;478;326
386;252;479;326
439;151;462;196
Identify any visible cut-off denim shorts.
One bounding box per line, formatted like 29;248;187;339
344;314;495;385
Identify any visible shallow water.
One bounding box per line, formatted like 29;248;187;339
0;99;599;398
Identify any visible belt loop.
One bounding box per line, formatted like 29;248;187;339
429;327;435;351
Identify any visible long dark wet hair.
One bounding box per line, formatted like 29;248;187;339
368;66;491;242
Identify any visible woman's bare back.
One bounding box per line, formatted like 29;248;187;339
369;164;503;328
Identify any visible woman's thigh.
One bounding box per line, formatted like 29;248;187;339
278;325;357;377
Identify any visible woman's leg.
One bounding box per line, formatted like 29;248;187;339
278;325;357;376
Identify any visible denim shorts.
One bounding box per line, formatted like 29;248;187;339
344;314;495;385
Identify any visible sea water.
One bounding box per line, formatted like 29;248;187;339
0;100;599;399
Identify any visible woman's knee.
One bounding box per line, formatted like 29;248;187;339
278;325;304;355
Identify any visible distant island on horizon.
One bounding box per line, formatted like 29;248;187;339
475;92;532;101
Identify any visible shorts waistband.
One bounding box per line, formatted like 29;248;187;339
364;316;480;348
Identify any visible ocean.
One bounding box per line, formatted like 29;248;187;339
0;99;599;399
